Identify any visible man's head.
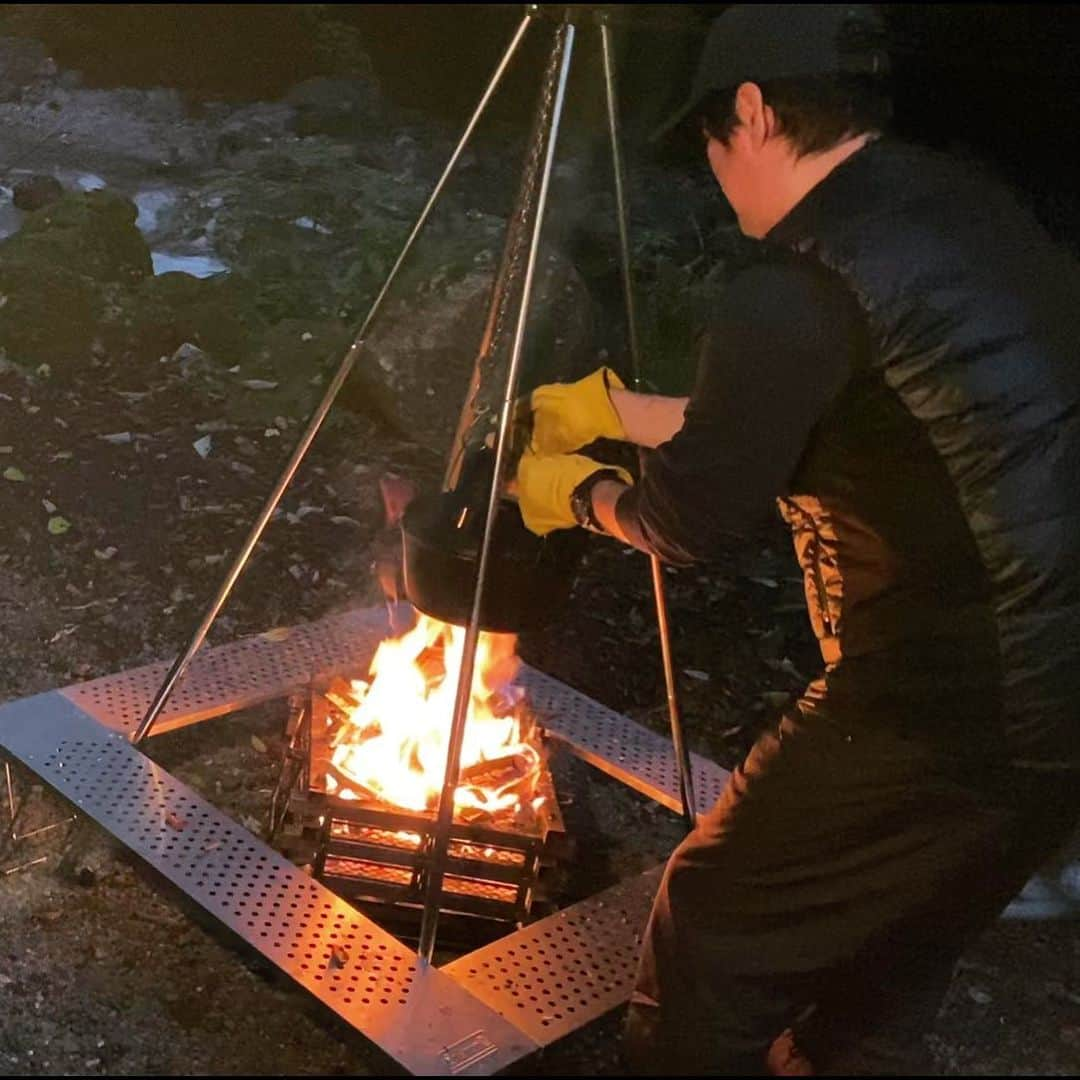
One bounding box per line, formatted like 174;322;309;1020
659;5;892;237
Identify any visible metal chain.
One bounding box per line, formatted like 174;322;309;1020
445;22;569;485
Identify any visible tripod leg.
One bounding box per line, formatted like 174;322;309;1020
599;13;697;828
132;12;537;745
417;18;578;965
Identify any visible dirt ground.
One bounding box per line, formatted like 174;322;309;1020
0;17;1078;1076
1;333;1078;1076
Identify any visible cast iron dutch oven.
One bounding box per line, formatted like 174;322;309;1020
401;448;584;632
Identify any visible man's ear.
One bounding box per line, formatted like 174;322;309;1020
733;82;773;149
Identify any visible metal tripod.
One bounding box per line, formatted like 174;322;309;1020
132;4;698;965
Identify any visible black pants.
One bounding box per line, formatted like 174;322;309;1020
625;696;1080;1075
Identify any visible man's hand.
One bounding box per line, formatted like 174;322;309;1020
516;450;632;536
529;366;627;454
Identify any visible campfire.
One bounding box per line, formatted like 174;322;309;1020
271;610;566;927
326;613;545;825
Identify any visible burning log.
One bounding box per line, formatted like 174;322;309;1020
415;644;445;685
459;752;534;789
325;760;382;802
323;611;543;821
323;675;361;714
273;676;566;927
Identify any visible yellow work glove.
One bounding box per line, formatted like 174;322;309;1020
516;450;632;537
529;366;627;455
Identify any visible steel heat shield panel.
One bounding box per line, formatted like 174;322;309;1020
59;607;393;738
443;865;663;1046
1;609;734;1072
53;607;731;814
0;691;537;1076
519;667;729;817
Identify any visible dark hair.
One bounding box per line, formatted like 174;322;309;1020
699;74;893;157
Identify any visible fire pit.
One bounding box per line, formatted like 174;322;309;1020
273;667;567;927
267;613;568;928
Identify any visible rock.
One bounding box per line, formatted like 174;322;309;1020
339;270;490;451
210;102;294;167
340;250;596;455
11;174;64;212
4;189;152;284
0;257;101;367
112;270;266;364
285;75;381;139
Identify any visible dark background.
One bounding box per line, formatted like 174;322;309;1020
4;3;1079;198
2;3;1078;251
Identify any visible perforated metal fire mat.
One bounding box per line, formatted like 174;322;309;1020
0;608;732;1074
57;605;729;816
443;865;663;1045
0;691;538;1075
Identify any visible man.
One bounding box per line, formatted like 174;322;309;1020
515;4;1080;1075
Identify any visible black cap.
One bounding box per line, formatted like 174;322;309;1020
652;4;890;142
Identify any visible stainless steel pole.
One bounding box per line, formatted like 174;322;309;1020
600;14;697;828
417;20;576;964
132;13;534;745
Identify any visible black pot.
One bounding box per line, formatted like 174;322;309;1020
401;489;583;632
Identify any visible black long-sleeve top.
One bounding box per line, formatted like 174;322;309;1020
614;258;863;563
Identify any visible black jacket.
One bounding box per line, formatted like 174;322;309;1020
772;139;1080;767
629;139;1080;767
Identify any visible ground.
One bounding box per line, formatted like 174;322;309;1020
0;20;1078;1078
2;344;1078;1076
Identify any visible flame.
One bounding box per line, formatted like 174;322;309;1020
330;613;542;818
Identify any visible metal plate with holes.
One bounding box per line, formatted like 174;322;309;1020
1;608;733;1073
0;691;537;1076
55;606;731;814
443;866;663;1045
520;667;730;816
60;607;394;738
